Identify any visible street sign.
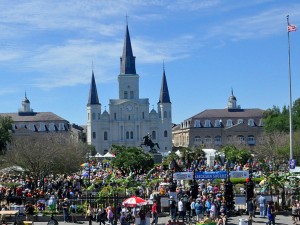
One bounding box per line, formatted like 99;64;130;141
173;172;193;180
195;171;227;180
230;170;249;178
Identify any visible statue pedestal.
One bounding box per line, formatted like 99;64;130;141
151;152;162;164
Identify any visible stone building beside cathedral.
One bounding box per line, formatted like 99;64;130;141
0;93;84;141
172;91;264;149
86;24;172;154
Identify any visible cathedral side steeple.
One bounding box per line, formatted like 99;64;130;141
120;24;136;75
159;66;171;103
87;71;100;106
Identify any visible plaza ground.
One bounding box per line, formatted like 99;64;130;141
30;211;293;225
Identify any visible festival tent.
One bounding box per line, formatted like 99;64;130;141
94;153;103;158
103;152;115;158
122;196;147;207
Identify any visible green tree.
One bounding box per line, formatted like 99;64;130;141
0;115;13;154
110;145;154;175
263;98;300;133
221;145;252;164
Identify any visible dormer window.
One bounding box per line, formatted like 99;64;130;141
204;120;211;127
39;122;46;132
259;119;264;126
214;120;222;127
49;123;56;131
194;120;201;128
248;119;255;126
58;123;65;131
237;119;243;124
29;123;36;131
226;119;233;127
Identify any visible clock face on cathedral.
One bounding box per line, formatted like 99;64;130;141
126;104;133;111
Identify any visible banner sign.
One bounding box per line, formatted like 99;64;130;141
230;171;249;178
195;171;227;180
290;159;296;169
173;172;193;180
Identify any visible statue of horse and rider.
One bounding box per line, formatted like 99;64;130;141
140;134;160;153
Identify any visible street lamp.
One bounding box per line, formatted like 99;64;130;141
169;159;177;192
246;159;254;202
224;160;234;211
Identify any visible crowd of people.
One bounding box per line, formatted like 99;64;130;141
0;156;294;225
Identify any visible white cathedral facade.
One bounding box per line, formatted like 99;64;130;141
86;24;172;155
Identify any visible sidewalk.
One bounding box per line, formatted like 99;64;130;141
30;213;293;225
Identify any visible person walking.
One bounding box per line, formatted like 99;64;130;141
292;201;299;225
258;193;267;217
266;201;276;225
247;198;255;221
85;205;93;225
107;206;114;225
62;198;70;222
151;200;158;225
69;202;78;223
169;196;176;222
177;198;185;222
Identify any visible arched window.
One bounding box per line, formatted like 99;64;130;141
164;111;167;118
114;113;117;120
215;136;222;145
130;131;133;139
152;131;156;139
126;131;129;139
92;132;96;139
104;131;108;141
194;136;201;142
204;120;211;127
238;135;245;144
204;136;212;144
237;119;243;124
247;135;255;145
124;91;128;99
164;130;168;137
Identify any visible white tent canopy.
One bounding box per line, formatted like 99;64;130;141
94;153;103;158
103;152;115;158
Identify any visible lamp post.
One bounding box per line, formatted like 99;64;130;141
169;159;177;192
224;160;234;211
246;159;254;202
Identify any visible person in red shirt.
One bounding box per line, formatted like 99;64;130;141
151;200;158;225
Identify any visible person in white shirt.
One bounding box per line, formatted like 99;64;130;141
178;199;185;222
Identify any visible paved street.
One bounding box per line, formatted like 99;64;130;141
30;212;293;225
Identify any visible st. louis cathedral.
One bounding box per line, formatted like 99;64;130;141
86;24;172;154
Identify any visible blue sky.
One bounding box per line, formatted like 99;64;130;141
1;0;300;126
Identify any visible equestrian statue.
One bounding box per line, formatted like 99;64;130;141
140;133;160;153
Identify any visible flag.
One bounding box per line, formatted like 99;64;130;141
288;24;297;32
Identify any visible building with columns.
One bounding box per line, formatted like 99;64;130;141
86;24;173;154
172;90;264;149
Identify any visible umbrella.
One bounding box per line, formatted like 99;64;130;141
122;196;147;207
80;163;89;167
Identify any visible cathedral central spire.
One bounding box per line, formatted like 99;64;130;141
159;66;171;103
120;24;136;75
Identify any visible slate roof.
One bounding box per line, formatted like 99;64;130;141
0;112;68;122
120;24;136;75
87;71;100;106
190;108;264;119
159;68;171;103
